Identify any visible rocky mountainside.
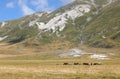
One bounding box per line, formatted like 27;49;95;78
0;0;119;48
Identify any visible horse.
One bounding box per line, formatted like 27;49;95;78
63;62;69;65
74;63;80;65
83;63;90;65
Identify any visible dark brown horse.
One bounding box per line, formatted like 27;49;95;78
93;62;102;65
83;63;90;65
63;63;69;65
74;63;80;65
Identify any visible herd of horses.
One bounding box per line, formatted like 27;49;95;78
62;62;102;65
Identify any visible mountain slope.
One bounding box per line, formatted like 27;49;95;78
84;1;120;48
0;0;119;49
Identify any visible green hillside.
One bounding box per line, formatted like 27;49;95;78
84;1;120;48
0;0;119;49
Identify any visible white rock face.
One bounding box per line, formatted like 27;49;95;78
1;22;7;27
66;5;90;19
59;48;86;58
35;5;91;32
90;54;109;60
29;12;45;27
107;0;113;4
35;13;44;17
36;22;45;30
87;17;92;22
36;14;67;32
102;35;106;39
29;19;38;27
0;36;8;41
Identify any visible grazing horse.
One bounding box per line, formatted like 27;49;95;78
93;62;102;65
83;63;90;65
74;63;80;65
63;63;69;65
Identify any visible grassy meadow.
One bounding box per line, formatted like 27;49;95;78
0;60;120;79
0;43;120;79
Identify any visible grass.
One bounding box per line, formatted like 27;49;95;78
0;42;120;79
0;60;120;79
83;1;120;48
0;1;120;78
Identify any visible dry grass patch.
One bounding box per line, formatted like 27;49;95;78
0;60;120;79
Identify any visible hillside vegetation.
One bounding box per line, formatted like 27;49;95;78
84;1;120;48
0;0;119;49
0;1;120;79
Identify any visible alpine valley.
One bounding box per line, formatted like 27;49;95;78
0;0;120;59
0;0;120;79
